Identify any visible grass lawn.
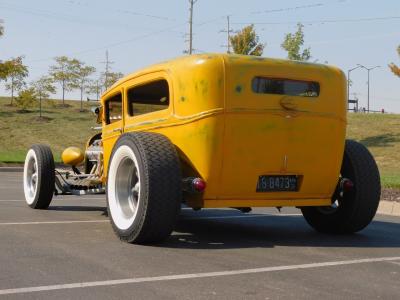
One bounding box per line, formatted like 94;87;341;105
0;97;99;162
346;113;400;188
0;97;399;188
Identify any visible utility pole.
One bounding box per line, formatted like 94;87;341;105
94;79;100;101
188;0;197;54
101;50;114;90
220;15;233;53
357;64;380;112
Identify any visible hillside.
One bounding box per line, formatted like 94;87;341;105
346;113;400;188
0;97;399;188
0;97;98;162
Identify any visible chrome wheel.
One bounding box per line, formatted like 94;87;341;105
115;157;140;221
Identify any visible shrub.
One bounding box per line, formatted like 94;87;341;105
15;87;38;111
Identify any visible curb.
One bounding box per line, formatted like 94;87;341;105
377;200;400;217
0;167;24;172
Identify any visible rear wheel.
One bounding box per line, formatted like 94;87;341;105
106;132;182;244
23;144;55;209
301;140;381;233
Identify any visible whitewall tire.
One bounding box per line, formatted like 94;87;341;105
106;132;182;244
23;145;55;209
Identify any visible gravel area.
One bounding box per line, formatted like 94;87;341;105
381;188;400;202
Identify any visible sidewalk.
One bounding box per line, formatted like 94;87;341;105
378;200;400;217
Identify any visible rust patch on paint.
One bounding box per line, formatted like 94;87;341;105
235;85;243;93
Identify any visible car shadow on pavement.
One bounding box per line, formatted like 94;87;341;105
160;210;400;250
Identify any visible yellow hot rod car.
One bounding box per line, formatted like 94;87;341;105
23;54;381;243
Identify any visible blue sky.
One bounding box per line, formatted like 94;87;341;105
1;0;400;112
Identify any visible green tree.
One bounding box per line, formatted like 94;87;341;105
0;19;4;37
32;76;56;118
4;57;29;105
0;20;6;81
281;23;311;61
86;78;102;101
49;56;79;106
102;71;123;91
15;87;38;111
229;24;264;56
0;61;10;81
71;62;96;111
0;20;10;84
389;45;400;77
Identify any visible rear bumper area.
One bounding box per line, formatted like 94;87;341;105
203;198;331;208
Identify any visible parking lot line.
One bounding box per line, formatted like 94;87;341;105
0;256;399;296
0;198;105;202
0;220;108;226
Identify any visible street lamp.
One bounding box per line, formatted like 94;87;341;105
347;65;363;108
357;64;381;112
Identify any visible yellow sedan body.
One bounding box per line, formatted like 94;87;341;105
100;53;347;210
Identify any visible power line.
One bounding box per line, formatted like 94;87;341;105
250;2;324;15
26;22;187;63
232;16;400;26
14;0;350;63
63;0;176;21
0;3;174;31
108;9;176;22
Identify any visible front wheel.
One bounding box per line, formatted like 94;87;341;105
23;144;55;209
106;132;182;244
301;140;381;233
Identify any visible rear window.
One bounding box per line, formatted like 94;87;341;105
252;77;320;97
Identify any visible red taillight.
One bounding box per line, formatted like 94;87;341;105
342;179;354;191
192;178;206;192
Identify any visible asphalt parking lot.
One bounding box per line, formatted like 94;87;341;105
0;171;399;299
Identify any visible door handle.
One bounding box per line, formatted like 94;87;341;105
112;128;122;133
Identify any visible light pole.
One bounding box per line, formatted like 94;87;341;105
357;64;381;112
347;66;362;108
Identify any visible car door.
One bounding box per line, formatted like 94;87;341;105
102;90;124;175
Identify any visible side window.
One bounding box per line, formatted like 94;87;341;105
127;79;169;117
105;93;122;125
252;77;320;97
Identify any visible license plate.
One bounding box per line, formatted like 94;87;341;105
256;175;298;192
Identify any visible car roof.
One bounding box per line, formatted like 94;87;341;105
102;53;339;99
